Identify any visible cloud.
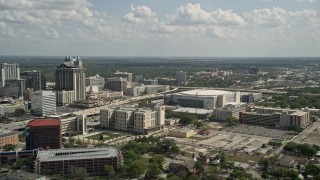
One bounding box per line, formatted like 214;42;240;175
297;0;318;2
122;5;157;24
244;7;288;27
168;3;246;27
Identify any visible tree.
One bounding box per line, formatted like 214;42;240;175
145;163;161;179
103;165;116;178
261;144;267;148
69;166;89;180
283;141;298;152
2;144;16;151
126;159;147;178
99;133;104;141
14;108;26;116
261;172;269;179
15;156;32;169
194;161;205;176
305;164;320;176
227;116;238;126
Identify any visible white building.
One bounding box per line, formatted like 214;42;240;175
0;63;20;87
56;90;75;106
166;89;241;109
31;91;56;116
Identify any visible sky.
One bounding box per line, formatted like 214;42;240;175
0;0;319;57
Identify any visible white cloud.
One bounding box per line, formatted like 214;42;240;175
168;3;246;27
122;5;157;24
244;7;288;27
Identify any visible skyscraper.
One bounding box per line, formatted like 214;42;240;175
31;91;56;116
175;71;188;85
0;63;20;87
55;56;86;102
21;70;42;91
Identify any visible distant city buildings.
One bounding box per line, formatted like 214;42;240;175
0;79;25;98
0;129;18;148
31;91;56;116
100;105;165;134
113;70;132;87
26;119;62;150
175;71;188;85
34;147;121;177
106;77;128;92
55;56;86;103
85;74;105;91
248;66;260;75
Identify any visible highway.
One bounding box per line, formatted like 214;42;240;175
172;86;287;94
72;88;178;116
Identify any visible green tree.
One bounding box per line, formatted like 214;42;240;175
103;165;116;178
69;166;89;180
194;161;205;176
261;172;269;179
15;156;32;169
305;164;320;176
99;133;104;141
145;163;161;179
14;108;26;116
2;144;16;151
126;159;147;178
226;116;238;126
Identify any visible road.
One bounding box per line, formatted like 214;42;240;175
72;88;178;116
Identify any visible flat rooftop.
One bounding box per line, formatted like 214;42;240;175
179;89;232;96
27;119;61;127
36;147;119;162
0;129;17;136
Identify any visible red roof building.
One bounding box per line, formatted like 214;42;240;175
26;119;62;150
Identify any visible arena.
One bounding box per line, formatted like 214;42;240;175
165;89;240;109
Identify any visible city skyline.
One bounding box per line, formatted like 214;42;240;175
0;0;319;57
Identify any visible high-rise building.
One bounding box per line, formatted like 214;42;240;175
85;74;105;90
175;71;187;85
1;79;25;98
26;118;62;150
55;56;86;102
113;71;132;87
21;70;42;91
31;91;56;116
106;77;128;92
0;63;20;87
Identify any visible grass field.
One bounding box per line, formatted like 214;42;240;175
87;133;122;141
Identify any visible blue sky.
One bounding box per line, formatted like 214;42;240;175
0;0;319;57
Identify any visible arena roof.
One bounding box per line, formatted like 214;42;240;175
179;89;232;96
27;119;60;127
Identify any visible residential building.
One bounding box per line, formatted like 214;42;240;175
113;70;132;87
106;77;128;92
0;129;18;148
20;70;42;91
0;63;20;87
100;106;165;134
175;71;187;85
55;56;86;102
31;91;56;116
85;74;105;90
34;147;122;177
26;119;62;150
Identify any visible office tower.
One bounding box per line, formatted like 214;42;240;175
106;77;128;92
26;118;62;150
23;88;33;101
113;71;132;87
21;70;42;91
31;91;56;116
175;71;187;84
55;56;86;102
0;63;20;87
1;79;25;98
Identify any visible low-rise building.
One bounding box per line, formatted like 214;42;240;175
168;128;195;138
213;104;246;121
0;129;18;148
239;107;310;128
34;147;122;177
